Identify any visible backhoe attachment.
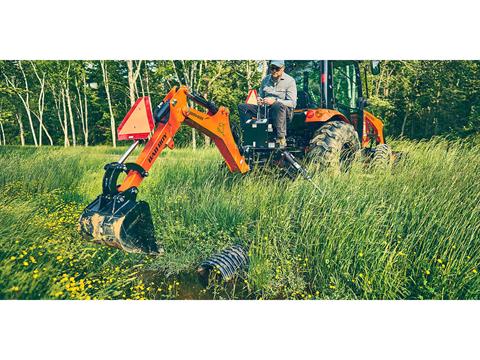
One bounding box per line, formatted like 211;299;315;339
78;86;249;254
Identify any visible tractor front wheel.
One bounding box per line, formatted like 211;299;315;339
307;120;360;171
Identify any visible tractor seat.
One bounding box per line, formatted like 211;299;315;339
295;90;318;110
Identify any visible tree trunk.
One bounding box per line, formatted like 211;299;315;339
101;60;116;147
39;121;54;145
75;75;89;146
33;76;53;146
37;80;43;146
400;110;409;137
171;60;196;149
0;120;5;145
14;61;38;146
260;60;268;79
139;71;145;97
145;64;151;98
61;88;70;147
26;106;38;146
75;77;84;143
246;61;252;89
65;62;76;146
127;60;143;106
66;86;76;146
15;114;25;146
30;62;52;146
127;60;135;106
83;73;89;146
54;86;69;146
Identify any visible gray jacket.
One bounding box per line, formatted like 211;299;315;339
259;72;297;108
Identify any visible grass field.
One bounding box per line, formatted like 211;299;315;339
0;138;479;299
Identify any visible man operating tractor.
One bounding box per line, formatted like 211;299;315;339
238;60;297;148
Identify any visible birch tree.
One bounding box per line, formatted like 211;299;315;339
0;119;4;145
127;60;143;106
100;60;117;147
64;62;76;146
15;113;25;146
49;81;70;146
74;71;89;146
233;60;261;89
61;88;70;146
260;60;268;79
30;61;53;145
2;61;38;146
170;60;202;149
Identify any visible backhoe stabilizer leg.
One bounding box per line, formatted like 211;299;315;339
282;151;324;194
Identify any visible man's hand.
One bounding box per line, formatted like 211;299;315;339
257;97;264;105
263;97;276;106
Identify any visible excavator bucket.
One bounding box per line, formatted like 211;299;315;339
78;191;160;255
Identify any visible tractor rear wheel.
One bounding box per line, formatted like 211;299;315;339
370;143;393;169
307;120;360;171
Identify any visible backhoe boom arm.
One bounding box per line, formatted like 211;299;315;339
118;86;249;192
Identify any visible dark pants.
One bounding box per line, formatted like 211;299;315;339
238;102;292;138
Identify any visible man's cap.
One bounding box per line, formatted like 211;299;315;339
270;60;285;67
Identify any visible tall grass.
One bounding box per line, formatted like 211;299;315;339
0;138;479;299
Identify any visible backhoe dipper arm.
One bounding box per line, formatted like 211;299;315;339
118;86;249;192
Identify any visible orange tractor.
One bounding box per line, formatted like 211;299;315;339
79;60;391;255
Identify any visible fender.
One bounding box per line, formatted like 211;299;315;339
302;108;350;124
363;110;385;146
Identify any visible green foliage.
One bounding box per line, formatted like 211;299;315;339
0;60;479;146
367;60;480;139
0;60;262;147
